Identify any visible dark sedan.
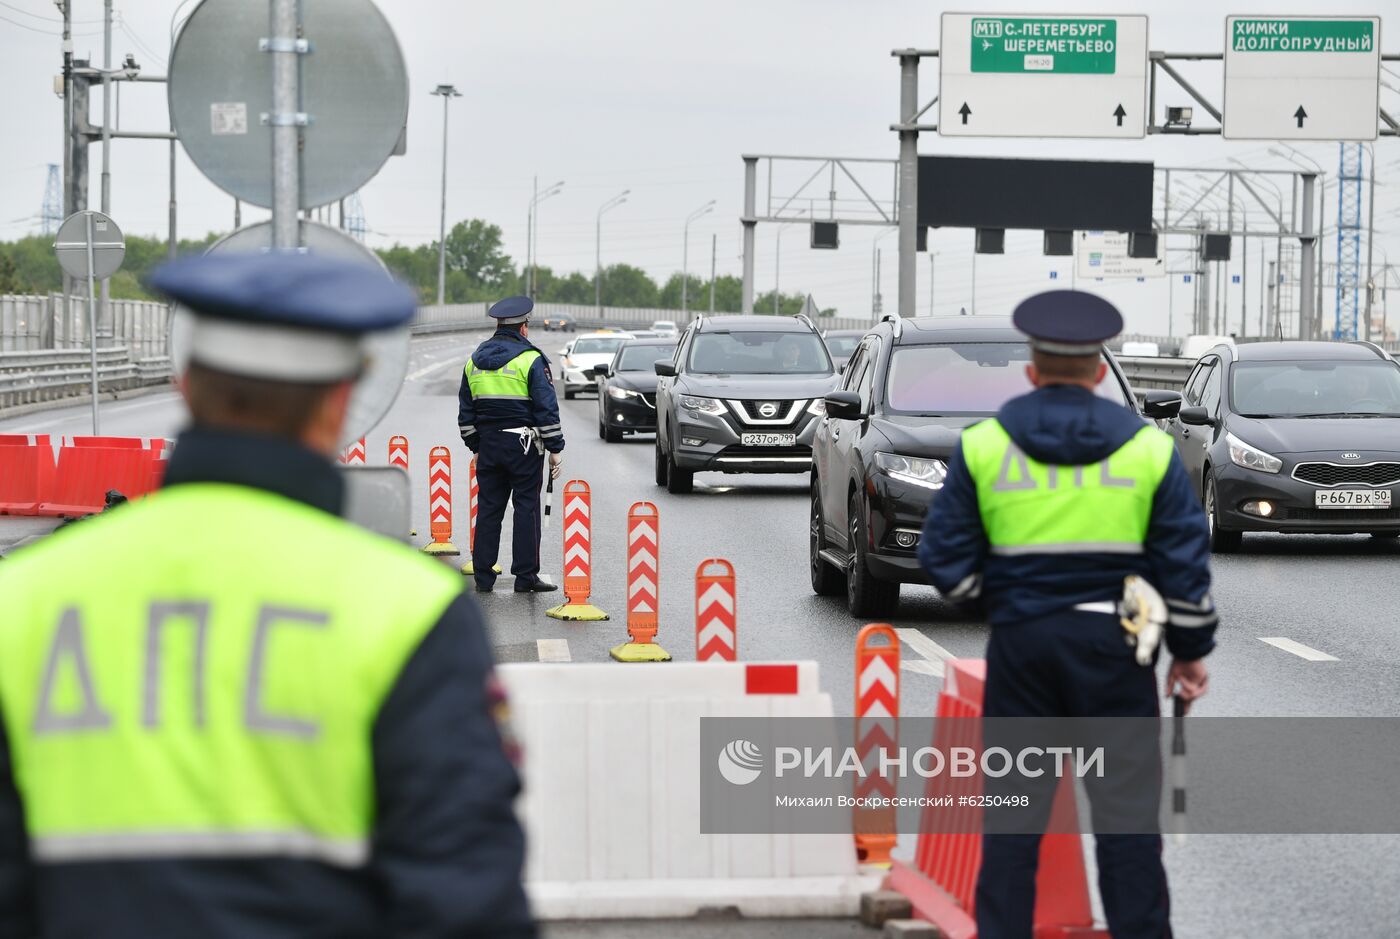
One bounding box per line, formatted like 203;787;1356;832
1159;340;1400;550
592;337;678;442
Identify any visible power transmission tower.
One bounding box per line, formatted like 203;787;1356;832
1335;143;1363;339
344;191;366;242
41;164;63;235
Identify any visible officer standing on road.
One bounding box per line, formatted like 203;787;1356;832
458;296;564;593
918;290;1216;939
0;254;535;938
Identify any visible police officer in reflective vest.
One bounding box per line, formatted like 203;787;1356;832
0;255;535;937
458;296;564;593
918;291;1216;939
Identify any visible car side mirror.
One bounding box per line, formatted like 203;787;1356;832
1179;405;1214;427
654;361;676;378
824;390;864;420
558;348;570;356
588;364;610;379
837;363;847;375
1142;389;1183;420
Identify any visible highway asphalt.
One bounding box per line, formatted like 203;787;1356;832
3;328;1399;936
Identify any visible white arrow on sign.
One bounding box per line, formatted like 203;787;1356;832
858;655;898;697
697;582;735;614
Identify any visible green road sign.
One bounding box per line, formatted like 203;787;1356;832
970;17;1118;74
1230;19;1374;54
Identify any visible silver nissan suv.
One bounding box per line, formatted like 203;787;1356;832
653;314;839;494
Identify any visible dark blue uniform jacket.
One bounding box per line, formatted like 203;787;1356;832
458;329;564;454
918;385;1217;661
0;430;537;939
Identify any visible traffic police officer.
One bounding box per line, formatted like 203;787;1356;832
458;296;564;593
0;254;535;938
918;291;1216;939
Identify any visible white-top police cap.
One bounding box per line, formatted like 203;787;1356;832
150;253;417;383
1012;290;1124;356
489;295;534;326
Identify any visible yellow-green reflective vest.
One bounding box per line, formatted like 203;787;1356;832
465;349;540;401
0;484;463;867
961;419;1175;557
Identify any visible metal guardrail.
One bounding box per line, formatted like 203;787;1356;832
0;348;173;411
1116;355;1194;400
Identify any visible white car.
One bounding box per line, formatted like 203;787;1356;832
650;319;679;336
559;332;634;399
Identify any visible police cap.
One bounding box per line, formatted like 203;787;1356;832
149;253;416;383
489;295;534;326
1012;290;1123;356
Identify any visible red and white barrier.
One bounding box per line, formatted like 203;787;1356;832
545;480;608;620
460;456;502;576
388;435;409;471
696;558;737;662
612;502;669;661
339;437;366;465
854;623;899;867
421;446;459;556
501;660;879;919
0;435;168;518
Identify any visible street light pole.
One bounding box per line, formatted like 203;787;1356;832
1363;142;1378;341
430;84;461;306
526;179;564;300
595;189;629;318
683;200;716;316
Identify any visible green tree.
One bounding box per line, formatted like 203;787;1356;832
599;263;660;308
443;219;514;289
0;252;23;294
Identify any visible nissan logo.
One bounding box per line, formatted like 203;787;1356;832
758;402;779;418
1341;452;1361;460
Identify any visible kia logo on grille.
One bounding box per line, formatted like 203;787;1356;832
1341;452;1361;460
758;402;779;418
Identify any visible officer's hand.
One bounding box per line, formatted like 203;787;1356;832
549;451;563;480
1165;658;1209;712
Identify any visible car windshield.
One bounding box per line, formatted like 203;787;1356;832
885;342;1129;414
618;344;676;371
826;335;862;359
687;331;832;375
1232;361;1400;417
573;338;627;355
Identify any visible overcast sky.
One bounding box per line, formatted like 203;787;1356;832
2;0;1398;336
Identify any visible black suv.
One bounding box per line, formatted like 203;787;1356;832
654;314;839;494
592;337;678;442
1160;340;1400;551
809;314;1144;617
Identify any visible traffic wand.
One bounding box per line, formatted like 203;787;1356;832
543;473;555;530
1171;694;1187;846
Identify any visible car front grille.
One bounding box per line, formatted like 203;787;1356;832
1292;462;1400;487
724;399;810;428
640;392;657;409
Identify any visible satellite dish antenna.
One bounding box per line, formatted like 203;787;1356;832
170;221;411;448
168;0;409;210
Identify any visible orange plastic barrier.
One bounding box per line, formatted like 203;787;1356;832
340;437;367;465
626;502;660;645
888;659;1105;939
388;435;409;471
37;446;159;517
695;558;737;662
67;436;144;448
421;446;459;556
854;623;899;867
544;481;609;620
0;435;55;516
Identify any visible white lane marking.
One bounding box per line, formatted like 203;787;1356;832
895;627;956;678
1258;637;1339;662
3;391;181;434
406;352;474;383
536;638;571;663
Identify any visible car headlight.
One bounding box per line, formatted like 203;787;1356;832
807;398;826;417
874;452;948;490
680;395;726;415
608;386;639;400
1225;432;1282;474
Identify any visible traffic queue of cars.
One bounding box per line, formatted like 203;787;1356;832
554;312;1400;616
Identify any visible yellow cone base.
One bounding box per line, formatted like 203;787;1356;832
546;603;611;621
459;561;503;575
421;541;460;557
610;641;672;663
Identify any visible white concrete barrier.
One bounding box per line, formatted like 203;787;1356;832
499;661;880;919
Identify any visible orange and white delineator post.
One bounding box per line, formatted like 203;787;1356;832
388;435;409;470
460;456;502;576
611;501;670;662
854;623;899;867
695;558;737;662
545;480;609;621
340;437;366;465
421;446;459;556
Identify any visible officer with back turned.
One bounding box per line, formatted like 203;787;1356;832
0;254;535;938
918;290;1216;939
458;296;564;593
